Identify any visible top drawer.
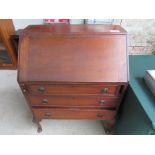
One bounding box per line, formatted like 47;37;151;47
25;84;120;96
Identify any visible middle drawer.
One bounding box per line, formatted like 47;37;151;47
28;95;120;108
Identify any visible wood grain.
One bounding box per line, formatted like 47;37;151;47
18;25;128;133
27;84;118;96
32;108;116;120
28;95;120;108
18;25;128;82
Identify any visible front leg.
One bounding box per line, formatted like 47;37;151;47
102;120;116;135
32;116;42;133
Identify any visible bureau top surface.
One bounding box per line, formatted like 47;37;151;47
18;25;128;83
21;24;127;35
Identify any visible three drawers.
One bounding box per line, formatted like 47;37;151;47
21;83;124;120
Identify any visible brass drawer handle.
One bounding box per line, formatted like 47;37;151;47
42;99;48;104
38;86;45;93
20;84;27;93
97;113;104;118
101;88;108;94
99;100;106;106
44;112;52;118
23;89;27;93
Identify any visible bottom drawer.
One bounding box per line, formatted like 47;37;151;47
32;108;116;120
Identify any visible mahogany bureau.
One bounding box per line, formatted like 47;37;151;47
17;24;128;133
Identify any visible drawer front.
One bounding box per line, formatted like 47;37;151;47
28;95;120;108
32;108;116;120
27;84;119;96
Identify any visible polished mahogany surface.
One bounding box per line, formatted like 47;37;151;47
18;24;128;133
18;24;128;83
22;24;127;35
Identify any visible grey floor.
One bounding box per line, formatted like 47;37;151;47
0;70;105;135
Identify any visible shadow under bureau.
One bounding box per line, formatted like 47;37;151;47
17;24;128;133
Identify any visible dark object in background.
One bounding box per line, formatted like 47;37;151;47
0;50;12;64
11;29;22;55
116;55;155;135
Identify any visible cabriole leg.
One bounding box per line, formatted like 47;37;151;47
32;116;42;133
102;120;115;135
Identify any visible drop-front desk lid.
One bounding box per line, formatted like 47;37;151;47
18;24;128;83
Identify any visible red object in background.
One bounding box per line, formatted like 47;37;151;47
58;19;70;22
44;19;55;23
44;19;70;23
